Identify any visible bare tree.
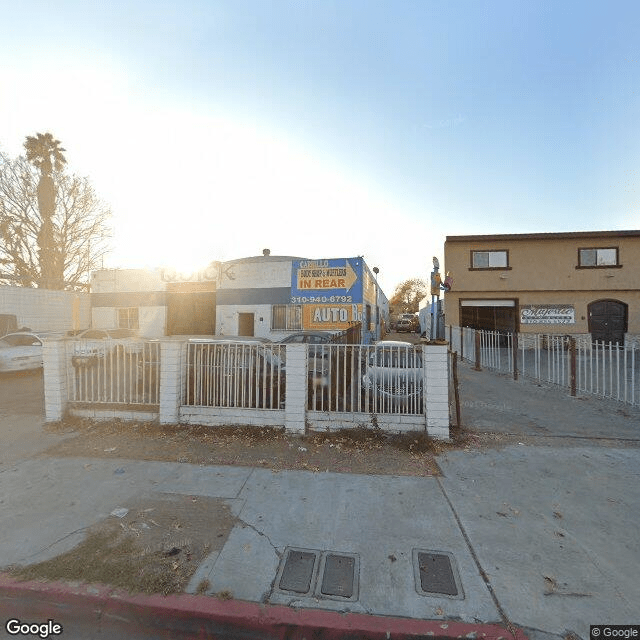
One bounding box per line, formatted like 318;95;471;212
0;149;111;289
389;278;427;314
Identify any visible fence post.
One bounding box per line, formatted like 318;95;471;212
474;330;482;371
569;336;577;397
284;343;307;434
424;343;450;439
159;340;185;424
43;338;69;422
460;326;464;359
451;351;461;428
513;331;519;381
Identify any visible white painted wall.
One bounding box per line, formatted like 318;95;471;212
91;269;165;293
91;307;115;329
91;305;166;337
217;304;273;338
219;259;292;289
0;286;90;333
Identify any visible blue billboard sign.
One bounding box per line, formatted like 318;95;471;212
290;257;363;304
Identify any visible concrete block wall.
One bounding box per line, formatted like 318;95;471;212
42;339;69;422
284;343;307;434
180;407;285;427
307;412;424;434
0;286;90;333
423;344;449;439
159;340;186;424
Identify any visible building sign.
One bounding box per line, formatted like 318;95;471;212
291;258;363;304
303;304;363;330
520;305;575;324
161;263;219;283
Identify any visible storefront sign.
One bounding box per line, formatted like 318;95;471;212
161;263;219;283
520;305;575;324
303;304;362;330
291;258;362;303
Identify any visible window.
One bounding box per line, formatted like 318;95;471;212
578;247;619;268
118;307;139;329
271;304;302;330
471;250;508;269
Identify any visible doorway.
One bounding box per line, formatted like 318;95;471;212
588;299;627;344
238;313;255;336
166;282;216;335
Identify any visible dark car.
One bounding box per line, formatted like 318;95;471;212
279;332;334;406
278;331;334;345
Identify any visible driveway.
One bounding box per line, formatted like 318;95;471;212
456;359;640;441
0;371;73;465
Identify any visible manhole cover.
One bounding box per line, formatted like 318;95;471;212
274;548;359;601
413;549;463;599
279;549;318;594
320;554;355;598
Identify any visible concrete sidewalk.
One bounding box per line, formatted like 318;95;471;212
1;363;639;639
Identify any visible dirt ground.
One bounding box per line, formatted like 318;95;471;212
41;418;447;477
10;493;236;596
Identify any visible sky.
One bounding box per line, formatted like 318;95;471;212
1;0;639;297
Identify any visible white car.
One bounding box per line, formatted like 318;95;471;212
362;340;424;412
71;328;141;359
0;331;65;373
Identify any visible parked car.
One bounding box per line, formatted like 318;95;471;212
397;314;420;333
361;340;423;412
278;331;334;345
186;336;285;409
71;328;141;361
0;331;65;373
278;332;335;405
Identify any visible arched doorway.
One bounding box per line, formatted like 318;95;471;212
588;299;627;344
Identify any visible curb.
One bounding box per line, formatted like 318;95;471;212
0;574;528;640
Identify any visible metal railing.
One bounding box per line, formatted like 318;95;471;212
448;325;640;406
68;339;160;405
306;343;424;415
184;342;286;409
182;341;426;415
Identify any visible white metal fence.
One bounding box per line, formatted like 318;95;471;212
68;339;160;405
306;343;424;415
448;325;640;406
183;342;426;415
184;342;286;409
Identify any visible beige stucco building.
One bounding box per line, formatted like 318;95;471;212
444;230;640;343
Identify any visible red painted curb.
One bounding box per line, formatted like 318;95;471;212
0;573;528;640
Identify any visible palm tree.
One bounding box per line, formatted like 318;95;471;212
24;132;67;288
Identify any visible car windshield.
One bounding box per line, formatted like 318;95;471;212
371;347;421;368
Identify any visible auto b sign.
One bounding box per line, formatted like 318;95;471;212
303;304;363;330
